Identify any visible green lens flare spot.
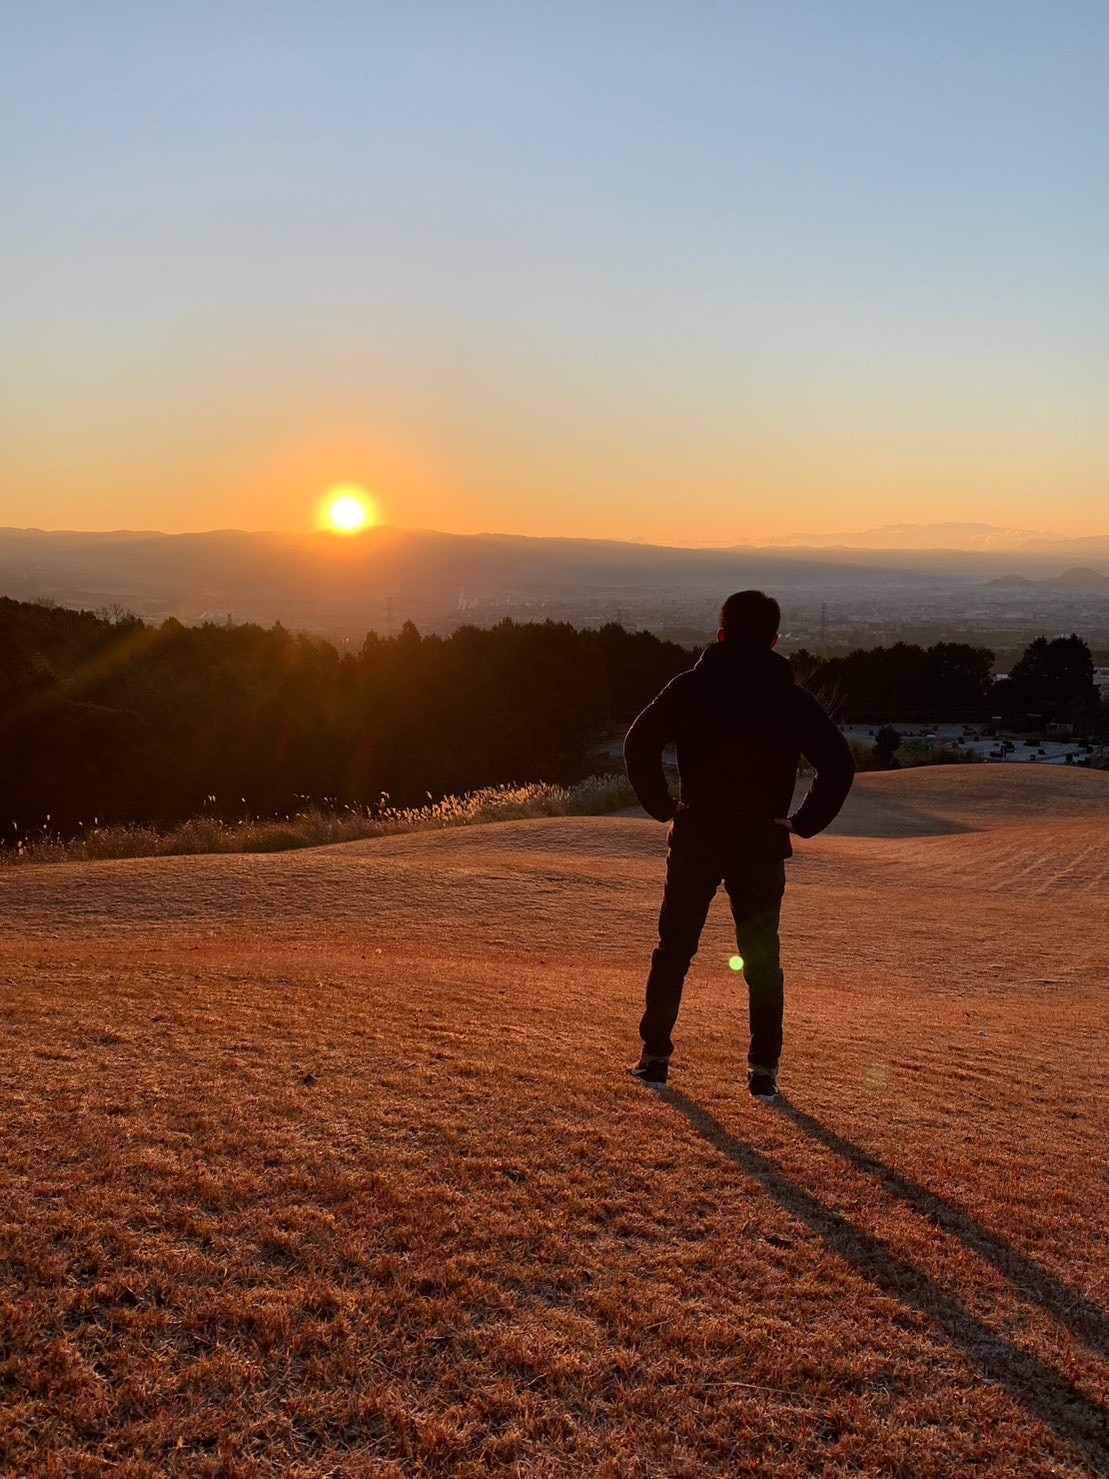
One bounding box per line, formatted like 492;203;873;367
728;955;744;972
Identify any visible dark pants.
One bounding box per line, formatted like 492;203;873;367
639;810;787;1071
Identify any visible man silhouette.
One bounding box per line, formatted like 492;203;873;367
624;590;854;1099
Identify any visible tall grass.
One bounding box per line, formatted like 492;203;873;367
1;773;637;868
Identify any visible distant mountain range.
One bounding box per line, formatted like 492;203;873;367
0;524;1106;635
984;567;1109;590
0;524;922;613
751;522;1109;554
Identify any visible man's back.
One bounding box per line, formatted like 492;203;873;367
624;639;854;853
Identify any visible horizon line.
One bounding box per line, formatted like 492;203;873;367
3;521;1108;556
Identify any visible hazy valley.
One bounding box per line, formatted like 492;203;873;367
4;524;1108;661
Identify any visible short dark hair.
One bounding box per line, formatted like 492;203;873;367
719;590;780;646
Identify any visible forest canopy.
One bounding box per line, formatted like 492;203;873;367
0;600;691;836
0;598;1100;840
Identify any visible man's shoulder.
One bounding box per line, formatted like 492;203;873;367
654;668;699;703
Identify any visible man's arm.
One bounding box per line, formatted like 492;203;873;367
789;693;855;838
623;680;682;822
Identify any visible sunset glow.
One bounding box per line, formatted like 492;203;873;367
2;7;1106;545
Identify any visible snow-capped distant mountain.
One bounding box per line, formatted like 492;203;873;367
750;522;1096;552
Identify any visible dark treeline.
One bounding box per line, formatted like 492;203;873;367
794;635;1103;727
792;641;996;721
1;599;1102;840
0;599;693;837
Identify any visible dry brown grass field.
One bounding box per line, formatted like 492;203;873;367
1;767;1106;1477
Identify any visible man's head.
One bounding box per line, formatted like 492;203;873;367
718;590;780;648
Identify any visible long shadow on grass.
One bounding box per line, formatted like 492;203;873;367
775;1095;1109;1360
660;1089;1107;1463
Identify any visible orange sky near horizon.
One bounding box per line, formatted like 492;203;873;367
5;408;1106;545
6;289;1106;544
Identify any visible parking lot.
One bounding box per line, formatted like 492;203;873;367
843;723;1103;766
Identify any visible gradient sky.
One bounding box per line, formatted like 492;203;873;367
3;2;1106;543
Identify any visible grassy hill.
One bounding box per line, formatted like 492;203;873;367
1;769;1106;1475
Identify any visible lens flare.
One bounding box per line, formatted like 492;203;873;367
728;955;744;972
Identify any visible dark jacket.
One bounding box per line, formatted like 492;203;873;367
623;640;855;856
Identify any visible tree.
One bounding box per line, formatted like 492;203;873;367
872;725;902;770
996;634;1098;723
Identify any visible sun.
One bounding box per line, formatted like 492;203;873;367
320;486;376;534
330;495;368;531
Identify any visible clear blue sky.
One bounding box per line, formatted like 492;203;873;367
3;1;1106;541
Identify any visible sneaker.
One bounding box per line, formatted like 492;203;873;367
628;1055;670;1086
748;1070;778;1102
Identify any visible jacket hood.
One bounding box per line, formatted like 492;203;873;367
694;640;795;695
